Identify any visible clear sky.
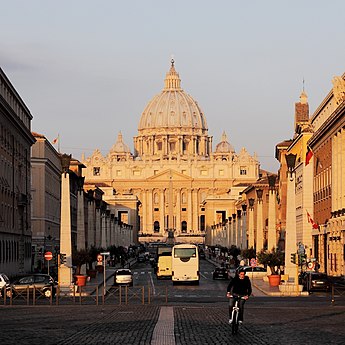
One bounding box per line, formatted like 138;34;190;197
1;0;344;172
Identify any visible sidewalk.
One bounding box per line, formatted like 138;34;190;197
206;256;307;297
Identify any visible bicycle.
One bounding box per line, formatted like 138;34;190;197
228;294;245;335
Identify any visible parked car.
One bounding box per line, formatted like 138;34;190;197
8;274;57;298
212;267;229;280
114;269;133;286
236;266;268;278
0;273;10;297
299;272;330;292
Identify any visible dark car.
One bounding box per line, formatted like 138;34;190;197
8;274;57;298
212;267;229;280
300;272;330;292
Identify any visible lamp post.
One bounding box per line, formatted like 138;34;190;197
284;153;299;290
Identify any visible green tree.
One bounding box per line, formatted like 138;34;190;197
257;248;284;275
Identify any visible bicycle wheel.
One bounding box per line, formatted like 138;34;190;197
231;310;238;335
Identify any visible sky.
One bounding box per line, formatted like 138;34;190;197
1;0;345;172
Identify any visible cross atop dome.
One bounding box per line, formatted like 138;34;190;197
164;58;181;90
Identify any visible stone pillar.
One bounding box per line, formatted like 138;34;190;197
77;178;85;250
256;189;264;252
101;212;107;249
59;154;72;287
232;213;237;246
95;203;101;247
248;199;255;249
241;205;247;249
87;198;95;247
268;175;277;250
237;210;242;248
284;154;298;283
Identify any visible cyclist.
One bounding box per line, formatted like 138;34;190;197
226;268;252;325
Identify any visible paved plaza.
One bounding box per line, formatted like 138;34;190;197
1;299;345;345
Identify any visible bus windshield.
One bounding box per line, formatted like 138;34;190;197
173;248;196;258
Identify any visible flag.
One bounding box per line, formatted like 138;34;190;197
306;210;319;230
52;135;59;144
305;146;313;166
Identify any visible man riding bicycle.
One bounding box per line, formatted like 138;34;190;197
226;268;252;325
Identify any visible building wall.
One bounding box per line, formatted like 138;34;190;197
309;73;345;276
31;133;61;272
0;68;35;276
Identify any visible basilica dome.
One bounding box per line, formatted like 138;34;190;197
138;60;208;135
215;132;234;153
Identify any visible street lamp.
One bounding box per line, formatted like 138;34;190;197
285;153;297;180
248;198;255;209
268;174;276;190
61;153;71;178
256;189;263;200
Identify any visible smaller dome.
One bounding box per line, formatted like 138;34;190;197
110;132;131;154
215;132;234;153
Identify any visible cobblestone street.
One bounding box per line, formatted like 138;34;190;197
1;299;345;345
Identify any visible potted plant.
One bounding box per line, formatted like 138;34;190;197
72;248;90;286
257;248;285;286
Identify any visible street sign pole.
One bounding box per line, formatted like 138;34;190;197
100;252;110;296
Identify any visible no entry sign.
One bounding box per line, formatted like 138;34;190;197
44;251;53;261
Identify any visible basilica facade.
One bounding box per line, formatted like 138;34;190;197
82;61;260;245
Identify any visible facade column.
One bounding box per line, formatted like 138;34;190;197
192;189;199;232
59;154;72;287
256;189;264;252
160;189;165;235
187;189;192;232
176;188;181;233
148;190;153;233
248;199;255;249
267;176;277;250
142;190;147;234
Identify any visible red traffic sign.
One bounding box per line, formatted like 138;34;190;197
250;258;257;267
44;251;53;261
97;254;103;263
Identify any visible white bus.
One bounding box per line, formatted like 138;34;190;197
172;244;199;284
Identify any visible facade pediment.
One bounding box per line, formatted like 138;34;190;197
147;169;192;181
